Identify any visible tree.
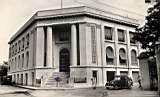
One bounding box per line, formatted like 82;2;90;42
135;2;160;93
134;2;160;57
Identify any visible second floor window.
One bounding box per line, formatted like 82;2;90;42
22;38;25;50
12;45;14;56
15;43;17;54
118;29;125;42
18;40;21;52
9;47;11;58
104;27;113;40
26;34;30;48
59;32;69;41
130;32;136;44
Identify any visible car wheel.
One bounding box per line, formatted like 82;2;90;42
114;85;119;90
106;87;109;89
128;85;132;89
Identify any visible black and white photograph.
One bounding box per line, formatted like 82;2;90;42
0;0;159;97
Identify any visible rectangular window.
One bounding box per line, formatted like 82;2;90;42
12;45;14;56
14;74;16;82
22;38;25;50
59;32;69;41
104;26;113;40
17;74;19;84
15;43;17;55
26;34;30;48
18;40;21;53
15;57;17;70
106;71;115;82
130;32;136;44
26;52;29;68
32;72;35;86
91;26;97;63
22;54;24;69
18;55;20;70
9;47;11;58
21;74;23;85
118;29;125;42
11;59;14;71
25;73;28;85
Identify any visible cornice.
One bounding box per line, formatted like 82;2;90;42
9;6;140;44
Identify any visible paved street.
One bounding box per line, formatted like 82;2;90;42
0;85;158;97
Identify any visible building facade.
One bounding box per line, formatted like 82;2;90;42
8;6;140;88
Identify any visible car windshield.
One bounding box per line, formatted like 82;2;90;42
114;76;120;80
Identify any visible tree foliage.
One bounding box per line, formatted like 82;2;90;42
135;2;160;57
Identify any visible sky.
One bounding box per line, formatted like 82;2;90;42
0;0;148;63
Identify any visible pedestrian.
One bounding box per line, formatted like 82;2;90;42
91;77;97;89
137;75;142;89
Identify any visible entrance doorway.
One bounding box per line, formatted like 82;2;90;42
59;48;70;73
106;71;115;82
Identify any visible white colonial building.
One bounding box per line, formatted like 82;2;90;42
8;6;140;88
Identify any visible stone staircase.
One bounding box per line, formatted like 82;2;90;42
44;72;71;88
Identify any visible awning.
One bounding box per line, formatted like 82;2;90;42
106;48;114;59
119;52;126;60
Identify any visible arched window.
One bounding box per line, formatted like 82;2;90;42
119;48;127;65
106;47;114;65
131;50;138;65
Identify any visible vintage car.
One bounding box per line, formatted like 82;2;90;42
105;75;133;89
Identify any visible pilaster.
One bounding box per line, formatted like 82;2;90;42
35;27;45;68
114;27;119;75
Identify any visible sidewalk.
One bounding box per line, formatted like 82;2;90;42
0;85;28;94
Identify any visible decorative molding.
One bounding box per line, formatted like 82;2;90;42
9;6;139;44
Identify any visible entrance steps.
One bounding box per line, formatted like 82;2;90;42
44;72;72;88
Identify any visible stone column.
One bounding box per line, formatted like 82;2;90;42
71;24;77;66
47;26;53;68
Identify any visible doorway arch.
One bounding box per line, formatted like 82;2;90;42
59;48;70;72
